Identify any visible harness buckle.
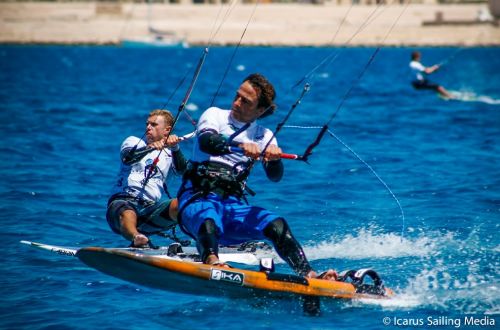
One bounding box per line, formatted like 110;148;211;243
196;164;208;177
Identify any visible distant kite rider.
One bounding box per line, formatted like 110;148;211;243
106;109;187;248
409;51;453;99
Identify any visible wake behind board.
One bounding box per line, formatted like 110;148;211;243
76;247;393;301
443;91;500;105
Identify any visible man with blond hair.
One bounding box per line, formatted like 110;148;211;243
106;109;187;247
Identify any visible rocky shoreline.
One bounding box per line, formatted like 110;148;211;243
0;2;499;46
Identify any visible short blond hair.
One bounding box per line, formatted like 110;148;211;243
149;109;174;127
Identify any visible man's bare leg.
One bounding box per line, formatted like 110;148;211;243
120;209;148;246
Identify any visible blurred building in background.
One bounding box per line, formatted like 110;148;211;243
1;0;493;4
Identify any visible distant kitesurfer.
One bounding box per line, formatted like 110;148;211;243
177;73;336;280
106;109;187;248
410;51;453;99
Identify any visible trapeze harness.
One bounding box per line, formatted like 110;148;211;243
176;121;258;226
177;159;255;219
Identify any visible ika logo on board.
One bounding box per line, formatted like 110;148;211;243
210;269;244;285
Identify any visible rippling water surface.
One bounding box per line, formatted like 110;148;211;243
1;45;499;329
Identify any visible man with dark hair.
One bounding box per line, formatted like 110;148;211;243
106;109;187;248
410;51;453;99
177;73;336;280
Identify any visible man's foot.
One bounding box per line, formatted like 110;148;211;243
132;233;149;248
440;93;454;100
438;87;455;100
204;254;231;268
307;269;338;281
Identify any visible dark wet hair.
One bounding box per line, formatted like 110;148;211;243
244;73;277;118
411;51;421;61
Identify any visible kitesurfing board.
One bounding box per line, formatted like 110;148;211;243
76;247;393;301
20;240;265;265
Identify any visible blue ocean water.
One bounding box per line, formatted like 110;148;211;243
1;45;499;329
